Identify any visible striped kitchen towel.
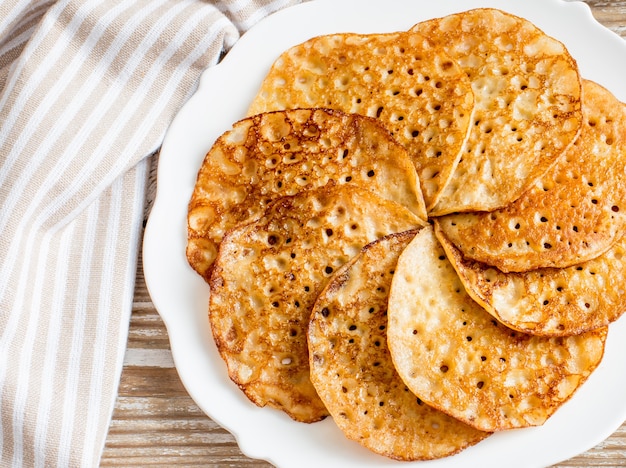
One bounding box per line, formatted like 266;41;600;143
0;0;302;466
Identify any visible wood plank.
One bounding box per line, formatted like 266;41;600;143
117;367;188;397
579;0;626;38
123;349;175;368
111;396;209;419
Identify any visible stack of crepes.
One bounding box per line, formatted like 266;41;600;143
185;8;626;462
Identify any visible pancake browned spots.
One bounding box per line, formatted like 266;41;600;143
209;185;423;423
412;8;583;215
187;108;426;280
436;80;626;272
308;231;489;461
247;31;474;211
435;221;626;336
387;226;606;432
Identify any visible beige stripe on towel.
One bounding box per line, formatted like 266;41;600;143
0;0;301;465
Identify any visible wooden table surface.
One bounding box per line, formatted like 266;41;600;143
101;1;626;466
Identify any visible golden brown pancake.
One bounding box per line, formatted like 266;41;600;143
436;221;626;336
247;31;474;210
308;231;490;461
209;184;423;423
436;80;626;272
412;8;583;215
387;226;607;432
187;108;426;281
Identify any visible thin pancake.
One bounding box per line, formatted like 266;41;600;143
387;226;606;432
412;8;583;215
209;185;423;423
187;108;426;281
435;80;626;272
247;31;474;210
308;231;489;461
435;221;626;336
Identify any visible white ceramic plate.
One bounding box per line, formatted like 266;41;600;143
143;1;626;466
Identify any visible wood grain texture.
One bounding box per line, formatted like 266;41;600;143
101;2;626;466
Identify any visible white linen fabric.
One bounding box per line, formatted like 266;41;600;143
0;0;302;465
